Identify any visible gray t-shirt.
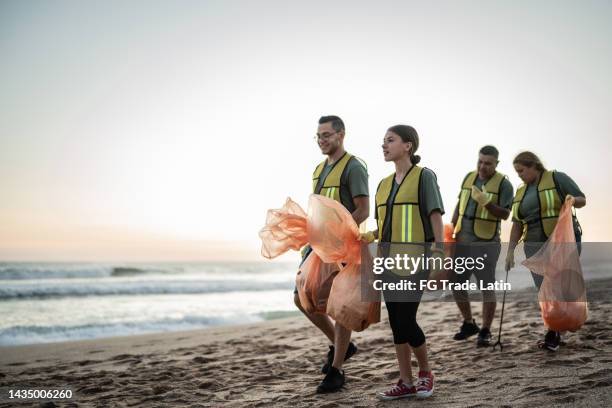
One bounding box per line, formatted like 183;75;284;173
512;171;584;242
316;156;369;213
379;167;444;242
456;175;514;243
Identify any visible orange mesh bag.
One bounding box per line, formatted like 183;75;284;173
306;195;361;264
306;194;380;331
522;200;588;332
259;196;341;314
296;252;339;314
326;244;381;331
259;198;308;259
260;194;380;330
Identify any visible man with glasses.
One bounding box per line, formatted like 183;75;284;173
294;115;369;393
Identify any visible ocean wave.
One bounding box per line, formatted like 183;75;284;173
0;264;186;280
0;279;294;300
0;315;263;346
0;262;294;280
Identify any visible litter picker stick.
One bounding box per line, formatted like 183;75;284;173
493;268;510;352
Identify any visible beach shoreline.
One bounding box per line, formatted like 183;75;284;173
1;280;611;407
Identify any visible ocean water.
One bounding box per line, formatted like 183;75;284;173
1;244;609;346
0;262;299;346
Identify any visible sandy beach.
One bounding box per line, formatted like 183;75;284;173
1;279;611;408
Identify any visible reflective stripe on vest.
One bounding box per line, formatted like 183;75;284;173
454;171;505;240
375;166;425;243
512;170;562;238
311;152;354;203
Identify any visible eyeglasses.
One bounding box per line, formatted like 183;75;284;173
314;131;339;141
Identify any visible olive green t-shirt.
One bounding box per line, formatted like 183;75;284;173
315;155;369;213
456;175;514;243
512;171;584;242
377;167;445;242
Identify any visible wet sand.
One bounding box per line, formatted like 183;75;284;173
1;279;611;407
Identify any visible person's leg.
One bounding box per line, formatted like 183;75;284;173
524;242;561;351
525;242;544;290
411;342;430;372
479;242;500;330
395;343;414;384
452;244;480;339
402;300;434;397
453;289;473;321
386;301;416;383
482;298;496;329
331;323;351;368
452;243;474;321
402;301;429;372
294;292;335;343
377;300;427;400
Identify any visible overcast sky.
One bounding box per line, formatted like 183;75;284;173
1;0;611;261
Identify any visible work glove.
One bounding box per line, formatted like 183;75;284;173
471;185;491;207
472;186;491;207
505;250;515;272
359;230;377;243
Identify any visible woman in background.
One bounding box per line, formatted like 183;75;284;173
505;151;586;351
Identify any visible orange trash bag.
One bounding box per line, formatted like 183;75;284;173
306;194;360;264
522;199;588;332
259;198;308;259
259;196;340;315
296;251;339;314
307;194;380;331
326;243;381;331
260;194;380;331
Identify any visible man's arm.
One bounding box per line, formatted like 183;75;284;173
351;196;369;225
451;202;459;226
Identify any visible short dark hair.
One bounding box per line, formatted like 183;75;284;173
319;115;345;133
479;145;499;159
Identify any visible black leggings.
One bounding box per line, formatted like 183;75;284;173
385;300;426;347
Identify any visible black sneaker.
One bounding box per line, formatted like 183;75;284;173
539;330;560;352
453;320;480;340
321;342;357;374
316;366;345;394
476;327;492;347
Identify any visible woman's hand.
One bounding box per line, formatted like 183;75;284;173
565;195;575;206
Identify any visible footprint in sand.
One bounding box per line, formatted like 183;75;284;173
192;356;214;364
580;368;612;381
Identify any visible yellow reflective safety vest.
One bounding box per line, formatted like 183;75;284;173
375;166;426;243
512;170;562;238
312;152;355;204
454;171;506;240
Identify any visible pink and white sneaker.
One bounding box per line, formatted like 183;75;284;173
377;379;417;400
416;371;435;398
